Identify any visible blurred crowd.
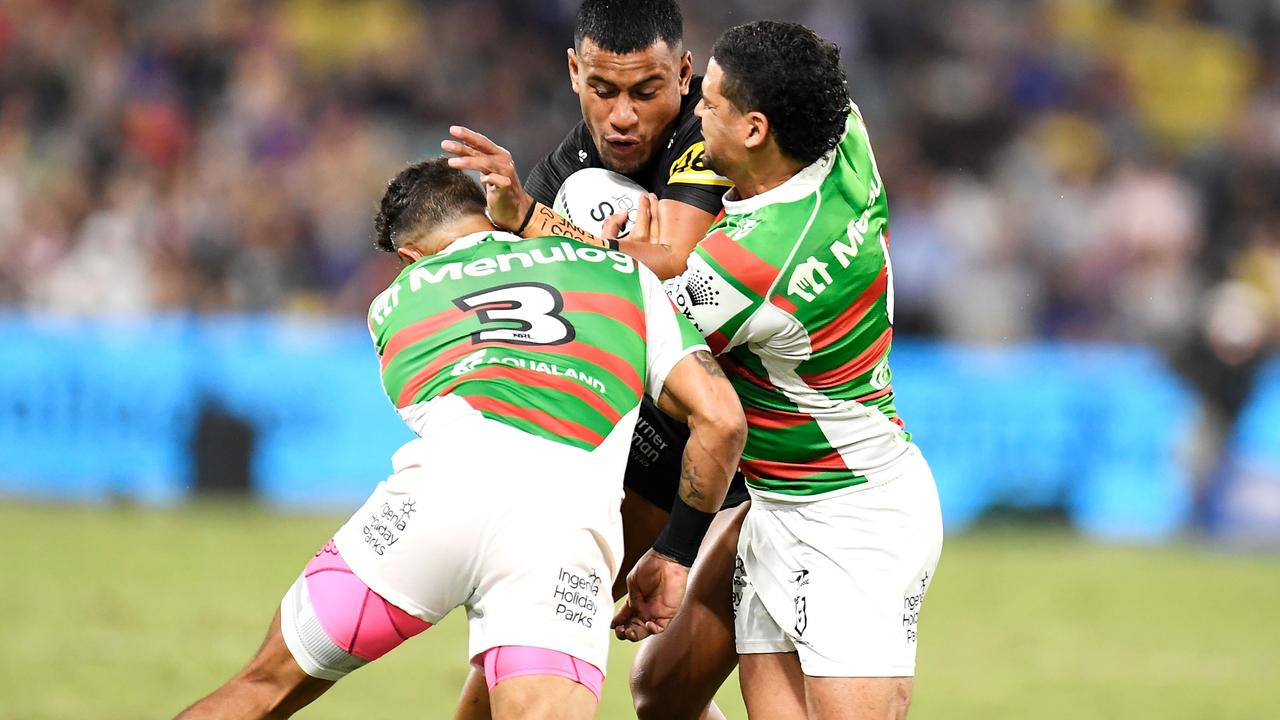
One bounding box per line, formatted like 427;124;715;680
1;0;1277;368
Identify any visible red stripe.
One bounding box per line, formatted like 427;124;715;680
740;451;848;481
563;291;645;340
800;328;892;389
854;385;893;403
700;230;778;298
771;293;798;316
397;340;642;408
808;267;887;353
720;355;774;392
460;395;606;446
380;307;466;372
437;364;621;424
707;330;730;355
743;405;811;431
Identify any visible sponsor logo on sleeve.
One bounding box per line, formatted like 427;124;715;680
668;141;732;186
664;254;752;335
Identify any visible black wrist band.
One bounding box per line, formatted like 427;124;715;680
605;238;620;250
514;201;537;235
652;494;717;567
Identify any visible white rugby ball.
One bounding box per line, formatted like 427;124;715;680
552;168;646;239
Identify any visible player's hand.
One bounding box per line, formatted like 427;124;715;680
611;548;689;642
442;126;533;232
614;192;661;245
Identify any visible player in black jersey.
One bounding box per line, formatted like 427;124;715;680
445;3;745;720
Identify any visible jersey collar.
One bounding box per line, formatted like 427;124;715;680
721;148;837;215
436;230;522;257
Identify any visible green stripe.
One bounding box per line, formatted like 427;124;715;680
455;399;597;452
745;472;867;496
448;383;619;438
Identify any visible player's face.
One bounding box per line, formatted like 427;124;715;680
694;60;747;179
568;38;693;175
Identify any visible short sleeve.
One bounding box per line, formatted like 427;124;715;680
638;264;710;401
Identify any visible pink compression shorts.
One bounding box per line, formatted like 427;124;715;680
481;645;605;700
303;540;431;661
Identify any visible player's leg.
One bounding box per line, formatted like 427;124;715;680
454;485;666;720
804;676;914;720
738;651;807;720
483;646;602;720
176;610;333;719
178;541;433;719
739;448;944;720
630;502;747;720
452;670;492;720
489;676;596;720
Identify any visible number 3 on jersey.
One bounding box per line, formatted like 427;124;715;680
453;282;576;346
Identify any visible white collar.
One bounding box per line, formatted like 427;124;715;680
721;149;837;215
435;230;522;257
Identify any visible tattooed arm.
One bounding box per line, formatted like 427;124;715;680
613;351;745;641
654;350;742;514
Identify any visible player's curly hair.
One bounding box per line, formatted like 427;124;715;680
575;0;682;54
712;21;849;166
374;158;486;253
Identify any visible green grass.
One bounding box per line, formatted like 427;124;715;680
4;503;1278;719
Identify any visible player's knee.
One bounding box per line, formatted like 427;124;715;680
630;666;701;720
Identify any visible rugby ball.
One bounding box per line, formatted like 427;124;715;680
552;168;646;239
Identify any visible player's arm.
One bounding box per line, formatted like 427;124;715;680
445;126;721;279
604;199;717;280
608;131;730;278
654;350;744;516
613;349;745;641
443;126;614;247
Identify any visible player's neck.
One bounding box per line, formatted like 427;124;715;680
731;152;807;200
431;215;500;254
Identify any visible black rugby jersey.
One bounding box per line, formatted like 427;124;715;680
525;77;731;214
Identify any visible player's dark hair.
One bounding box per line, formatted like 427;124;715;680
574;0;683;54
712;21;849;166
374;158;486;253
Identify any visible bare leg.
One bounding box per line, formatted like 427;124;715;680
176;611;333;719
739;651;915;720
739;652;807;720
489;675;597;720
631;503;747;719
805;677;914;720
453;668;493;720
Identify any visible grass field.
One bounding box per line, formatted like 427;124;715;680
4;502;1279;719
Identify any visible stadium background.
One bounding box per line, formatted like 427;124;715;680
2;0;1278;717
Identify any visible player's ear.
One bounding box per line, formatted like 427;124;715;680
678;50;693;94
567;48;582;93
397;245;424;265
744;111;769;150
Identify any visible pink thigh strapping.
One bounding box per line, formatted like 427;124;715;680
482;645;605;700
303;540;430;661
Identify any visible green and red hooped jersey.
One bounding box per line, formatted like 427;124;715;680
663;106;912;498
368;232;707;452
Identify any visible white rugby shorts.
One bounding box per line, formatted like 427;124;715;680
328;395;627;672
733;446;943;677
